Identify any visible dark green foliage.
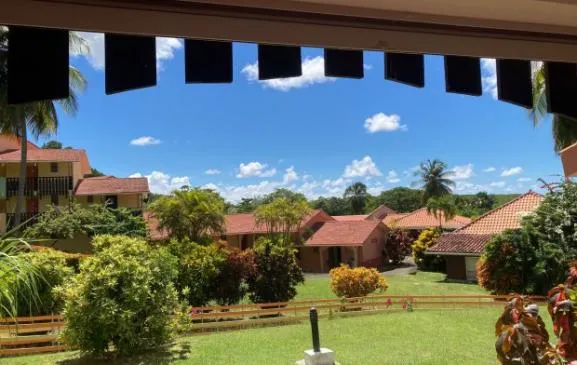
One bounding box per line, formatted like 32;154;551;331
24;204;147;239
413;159;455;204
310;196;351;216
41;140;63;149
344;182;368;214
210;246;256;306
61;235;179;356
89;168;104;177
384;229;416;265
17;249;75;316
246;238;304;303
368;187;423;213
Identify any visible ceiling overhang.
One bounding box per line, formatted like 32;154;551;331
2;0;577;62
561;142;577;177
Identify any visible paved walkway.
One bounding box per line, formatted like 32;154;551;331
305;257;417;278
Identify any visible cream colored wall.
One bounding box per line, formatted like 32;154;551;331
72;161;83;186
361;227;386;267
5;162;75;178
299;246;322;273
118;194;141;209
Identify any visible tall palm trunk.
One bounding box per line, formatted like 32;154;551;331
14;117;27;228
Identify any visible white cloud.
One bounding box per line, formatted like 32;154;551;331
132;171;190;194
404;165;420;176
343;156;382;178
204;169;221;175
72;32;182;71
386;170;401;183
283;166;299;184
481;58;498;99
490;181;507;188
501;167;524;177
236;162;276;178
130;136;161;146
454;181;486;193
241;56;336;91
451;164;474;180
517;177;532;182
483;167;496;173
364;113;407;133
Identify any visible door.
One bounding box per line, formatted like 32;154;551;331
105;195;118;209
328;247;342;269
26;198;38;215
465;256;478;282
26;164;38;191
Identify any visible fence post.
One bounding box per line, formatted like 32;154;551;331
310;308;321;353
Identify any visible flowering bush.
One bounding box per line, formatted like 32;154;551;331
411;228;443;271
384;229;415;265
61;235;178;356
329;264;388;298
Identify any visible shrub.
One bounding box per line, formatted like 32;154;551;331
246;238;304;303
61;235;178;356
18;248;75;316
329;264;388;298
384;228;415;265
210;245;256;306
411;228;444;271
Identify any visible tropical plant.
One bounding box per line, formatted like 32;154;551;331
368;187;423;213
61;235;178;356
329;264;388;298
246;237;304;303
0;30;88;227
210;245;256;306
25;204;147;239
254;197;312;244
148;188;225;241
531;63;577;153
426;195;457;228
310;196;352;216
411;228;443;271
0;237;40;318
413;159;455;204
18;248;74;316
344;182;369;214
384;228;415;265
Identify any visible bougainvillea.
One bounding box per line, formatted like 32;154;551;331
384;229;415;265
329;264;388;298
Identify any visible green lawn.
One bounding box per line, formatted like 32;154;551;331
294;271;487;301
0;271;504;365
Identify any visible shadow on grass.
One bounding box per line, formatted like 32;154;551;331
434;278;478;285
56;341;192;365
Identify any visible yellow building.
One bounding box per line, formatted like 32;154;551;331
0;136;149;233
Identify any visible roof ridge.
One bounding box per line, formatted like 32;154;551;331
452;190;542;233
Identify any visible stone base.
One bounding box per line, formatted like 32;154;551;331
295;348;339;365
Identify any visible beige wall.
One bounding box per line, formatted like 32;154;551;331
77;194;143;209
299;246;322;272
362;227;385;264
5;162;75;178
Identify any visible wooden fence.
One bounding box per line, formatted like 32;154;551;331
0;295;547;356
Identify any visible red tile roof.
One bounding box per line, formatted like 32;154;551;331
366;204;397;220
0;148;91;175
331;215;369;221
0;135;39;153
382;213;409;226
386;208;471;230
74;176;149;195
224;209;329;235
305;220;383;246
428;191;543;255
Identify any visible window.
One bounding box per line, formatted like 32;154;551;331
87;195;94;203
50;194;59;206
50;162;58;173
313;247;319;253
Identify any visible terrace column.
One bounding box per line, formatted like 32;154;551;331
354;247;359;268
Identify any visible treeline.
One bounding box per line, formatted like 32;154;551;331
147;185;519;218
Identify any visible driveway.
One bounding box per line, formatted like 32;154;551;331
304;257;417;278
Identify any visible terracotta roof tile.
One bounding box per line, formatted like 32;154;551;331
382;213;408;226
386;208;471;230
0;148;91;175
428;191;543;255
75;176;149;195
224;209;329;235
305;220;383;246
366;204;397;220
331;215;369;221
0;135;39;153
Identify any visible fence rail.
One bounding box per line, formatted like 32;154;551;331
0;295;547;357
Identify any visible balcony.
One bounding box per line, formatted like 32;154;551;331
6;212;38;231
6;176;73;198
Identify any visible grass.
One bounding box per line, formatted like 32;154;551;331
294;271;487;301
1;307;510;365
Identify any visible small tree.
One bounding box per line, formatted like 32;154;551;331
329;264;388;298
61;235;178;356
254;197;312;244
246;238;304;303
148;188;225;241
426;195;457;228
411;228;443;271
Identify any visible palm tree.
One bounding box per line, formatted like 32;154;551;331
344;182;368;214
426;195;457;229
531;64;577;153
413;159;455;204
0;30;87;227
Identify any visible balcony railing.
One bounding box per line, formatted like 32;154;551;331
6;176;72;198
6;213;38;231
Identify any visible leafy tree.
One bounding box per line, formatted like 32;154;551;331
61;235;178;356
148;188;225;241
344;182;368;214
370;187;423;213
246;237;304;303
426;195;457;228
25;204;147;239
310;196;351;216
235;198;259;213
89;168;104;177
472;192;496;211
255;197;312;244
413;159;455;204
41;140;63;149
531;64;577;153
262;188;307;204
0;30;88;227
411;228;443;271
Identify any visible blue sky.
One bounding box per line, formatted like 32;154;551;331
42;33;562;201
